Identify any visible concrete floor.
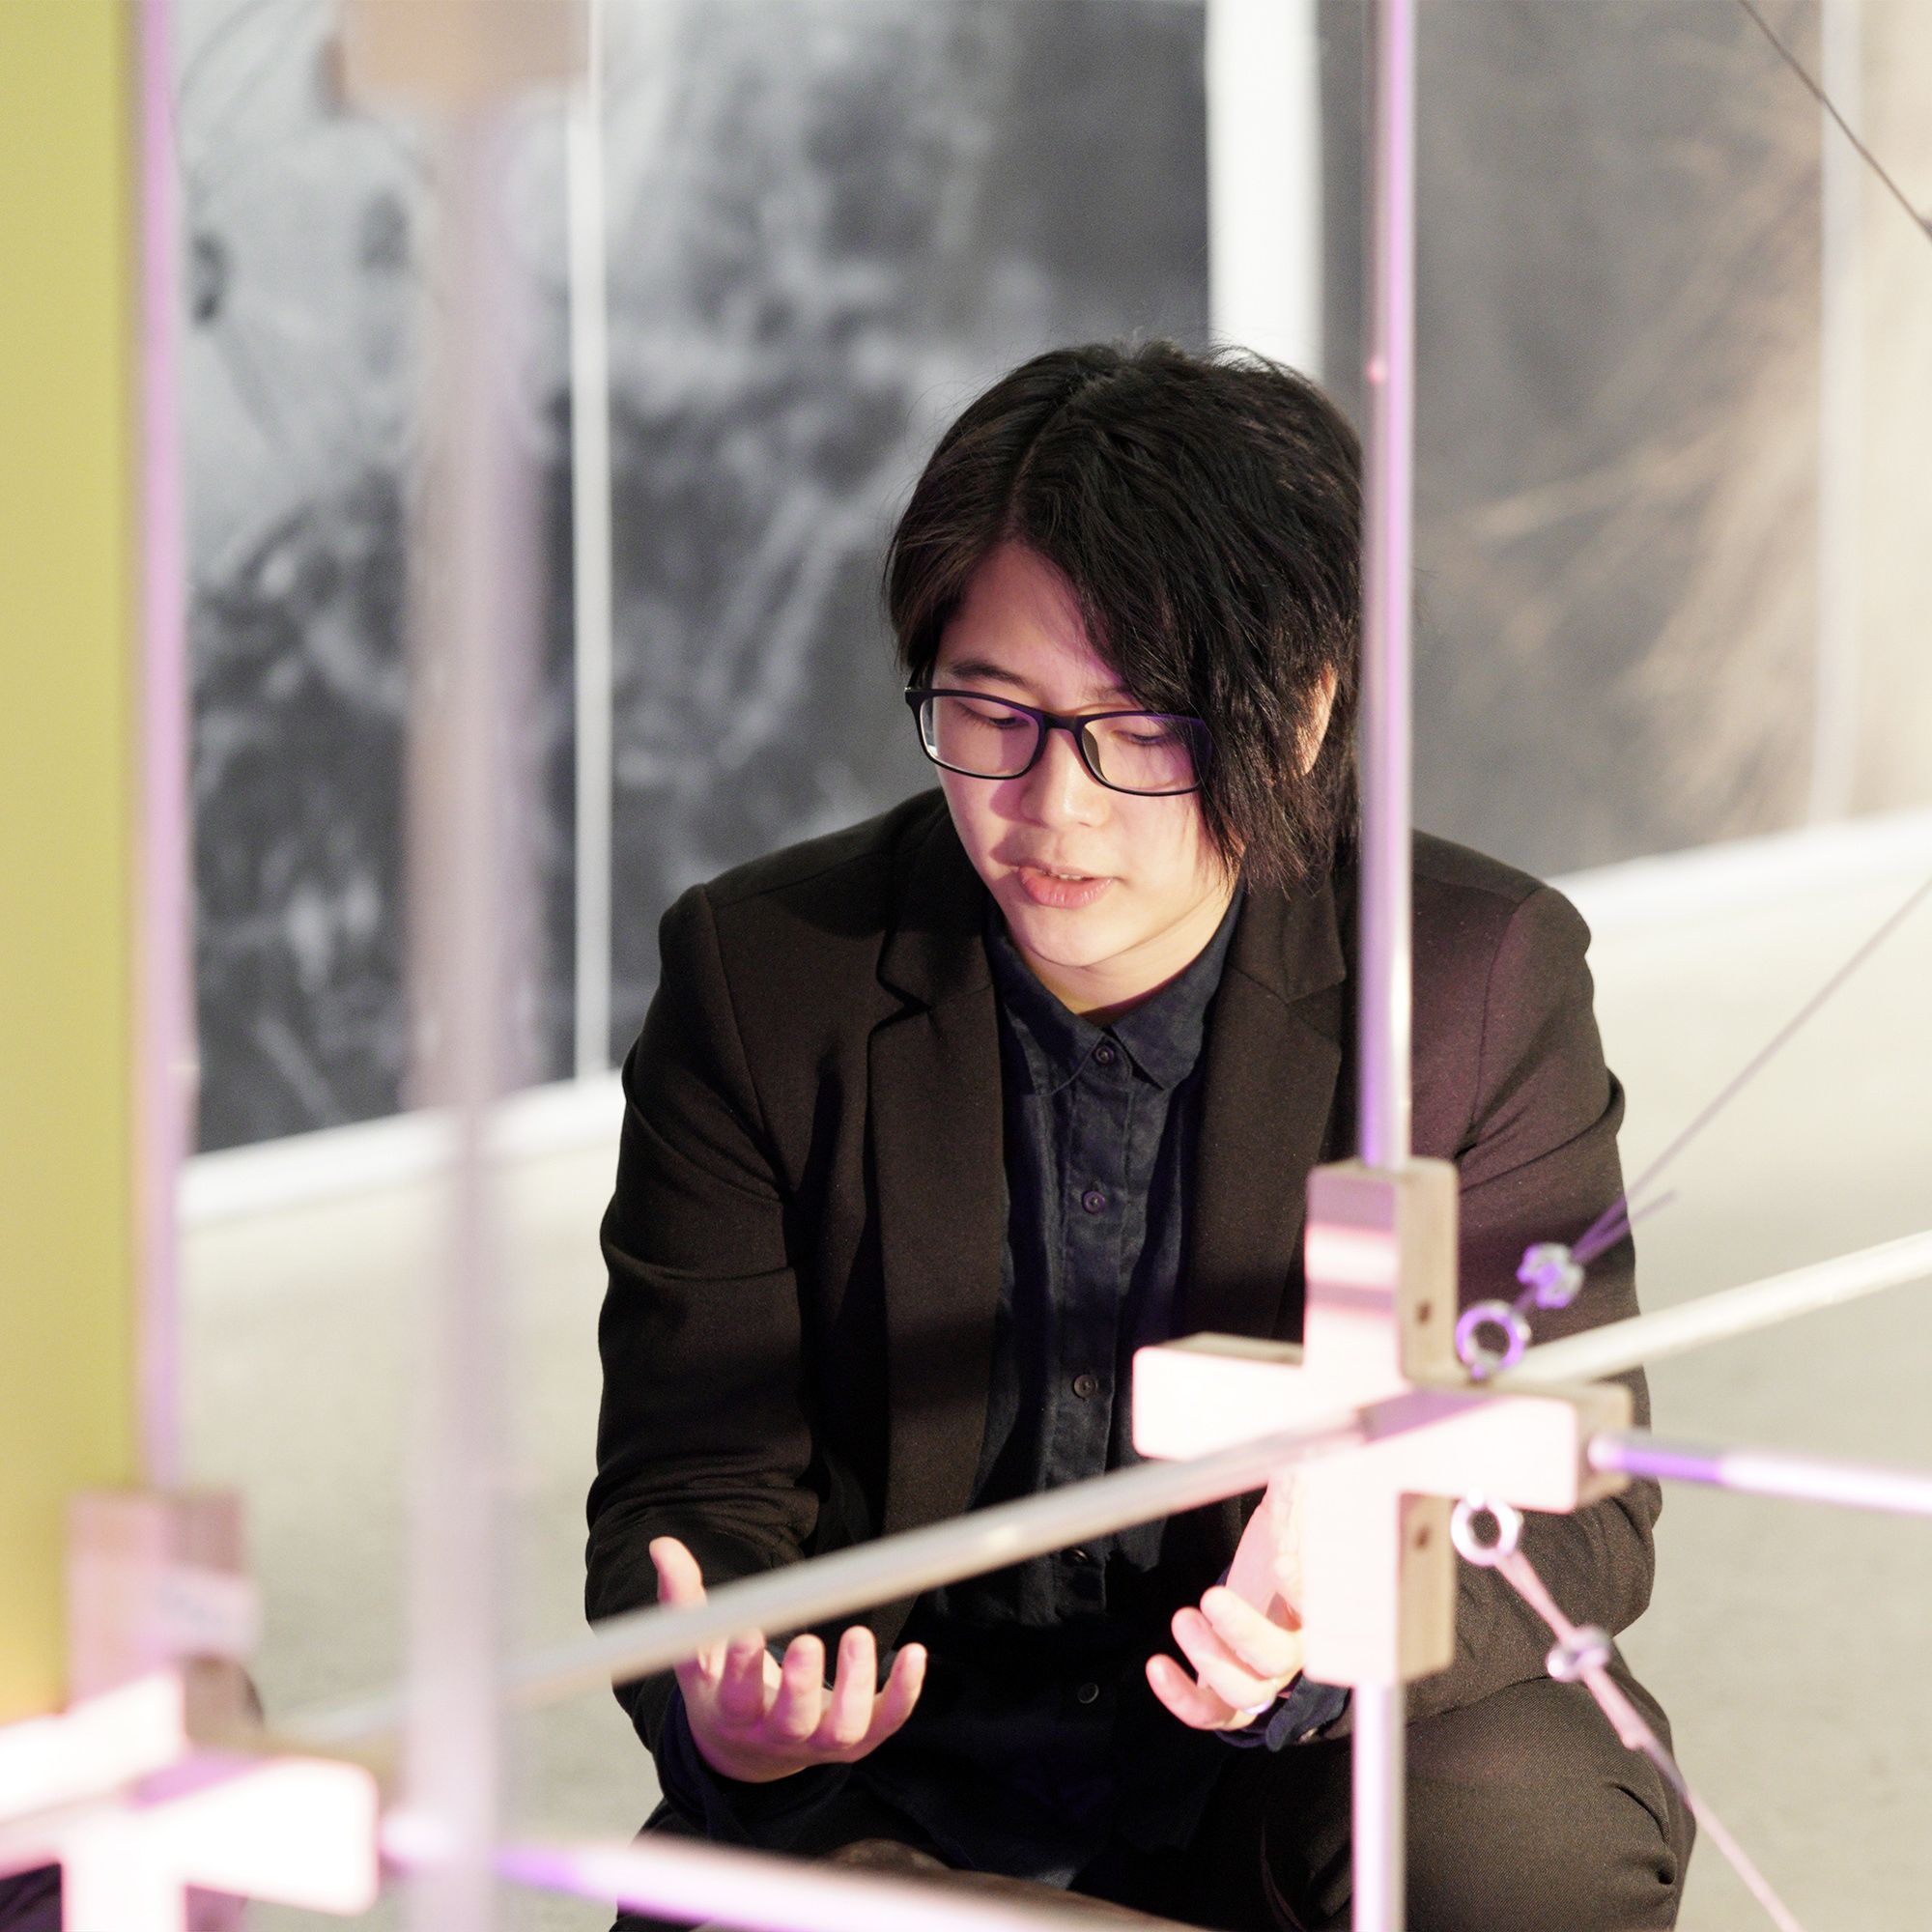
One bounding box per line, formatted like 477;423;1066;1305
184;815;1932;1931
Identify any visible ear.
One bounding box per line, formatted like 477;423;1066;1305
1297;665;1341;776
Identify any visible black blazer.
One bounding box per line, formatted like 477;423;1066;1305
586;790;1658;1748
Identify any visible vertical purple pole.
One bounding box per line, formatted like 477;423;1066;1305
1353;1;1418;1928
1357;0;1417;1179
136;0;190;1490
402;109;535;1932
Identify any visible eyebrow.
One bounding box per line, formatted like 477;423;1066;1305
937;655;1133;702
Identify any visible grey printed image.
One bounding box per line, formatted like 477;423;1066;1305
178;0;1932;1152
179;0;1209;1150
596;0;1212;1058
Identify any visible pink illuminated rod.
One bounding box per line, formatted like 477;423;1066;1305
1499;1227;1932;1390
333;10;586;1932
1350;0;1421;1923
1355;0;1418;1181
1590;1432;1932;1519
493;1835;1194;1932
294;1415;1364;1747
135;0;191;1491
0;1672;379;1932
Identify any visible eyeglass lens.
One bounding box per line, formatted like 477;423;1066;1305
920;693;1203;795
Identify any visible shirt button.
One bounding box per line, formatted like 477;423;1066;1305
1081;1188;1107;1214
1075;1682;1101;1706
1069;1546;1094;1566
1094;1043;1118;1066
1072;1372;1100;1399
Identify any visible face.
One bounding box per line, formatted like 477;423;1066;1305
929;541;1238;1020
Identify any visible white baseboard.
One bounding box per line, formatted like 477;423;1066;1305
1554;805;1932;940
181;1070;625;1226
183;805;1932;1226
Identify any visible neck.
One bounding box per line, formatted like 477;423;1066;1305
1016;880;1238;1025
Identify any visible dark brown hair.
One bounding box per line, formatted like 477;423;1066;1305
884;340;1361;893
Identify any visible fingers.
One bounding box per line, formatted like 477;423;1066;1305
767;1634;827;1743
819;1624;877;1749
1145;1652;1236;1730
1201;1585;1302;1676
1171;1605;1291;1715
715;1633;772;1724
861;1642;927;1749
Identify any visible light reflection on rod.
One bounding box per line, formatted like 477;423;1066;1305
292;1413;1363;1748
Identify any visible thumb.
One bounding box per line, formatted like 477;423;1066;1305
649;1536;706;1606
650;1537;724;1680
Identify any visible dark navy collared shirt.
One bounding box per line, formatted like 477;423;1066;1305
657;887;1345;1880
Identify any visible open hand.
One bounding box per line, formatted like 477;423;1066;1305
650;1537;927;1783
1145;1475;1305;1731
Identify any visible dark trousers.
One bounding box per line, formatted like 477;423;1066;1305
615;1665;1692;1932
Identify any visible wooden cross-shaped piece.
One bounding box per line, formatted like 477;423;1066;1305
0;1667;381;1932
1133;1159;1631;1688
0;1494;380;1932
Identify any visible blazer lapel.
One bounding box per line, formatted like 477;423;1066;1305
869;813;1005;1540
1179;875;1350;1347
864;816;1351;1558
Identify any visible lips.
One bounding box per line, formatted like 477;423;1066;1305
1013;863;1114;911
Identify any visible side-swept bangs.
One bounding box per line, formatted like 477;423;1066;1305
883;341;1361;893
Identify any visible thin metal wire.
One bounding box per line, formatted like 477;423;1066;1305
1731;0;1932;242
1492;1544;1806;1932
1573;869;1932;1264
1546;3;1932;1283
1559;1191;1673;1273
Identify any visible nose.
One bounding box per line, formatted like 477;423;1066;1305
1016;722;1107;828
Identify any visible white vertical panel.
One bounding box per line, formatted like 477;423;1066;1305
1810;0;1864;823
1206;0;1323;374
569;0;615;1074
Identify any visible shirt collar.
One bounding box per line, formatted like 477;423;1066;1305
985;889;1245;1094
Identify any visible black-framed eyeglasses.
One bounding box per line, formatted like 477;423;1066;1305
904;686;1210;797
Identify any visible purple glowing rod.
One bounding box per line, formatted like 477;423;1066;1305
136;0;191;1491
1353;2;1420;1925
1590;1433;1932;1519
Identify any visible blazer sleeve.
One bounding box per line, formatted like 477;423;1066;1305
584;881;821;1751
1406;881;1662;1728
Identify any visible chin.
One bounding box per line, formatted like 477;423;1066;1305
997;892;1141;969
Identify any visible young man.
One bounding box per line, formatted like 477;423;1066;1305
586;342;1692;1930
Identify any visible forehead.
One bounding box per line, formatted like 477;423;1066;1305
934;541;1130;703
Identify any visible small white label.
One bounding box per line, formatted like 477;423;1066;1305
156;1566;262;1661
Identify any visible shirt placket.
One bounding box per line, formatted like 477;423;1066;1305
1046;1043;1135;1618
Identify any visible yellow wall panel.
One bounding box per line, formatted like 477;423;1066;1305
0;0;141;1725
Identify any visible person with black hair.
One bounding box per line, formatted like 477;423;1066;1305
586;342;1692;1929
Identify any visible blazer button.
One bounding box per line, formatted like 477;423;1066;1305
1075;1682;1101;1706
1072;1372;1100;1399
